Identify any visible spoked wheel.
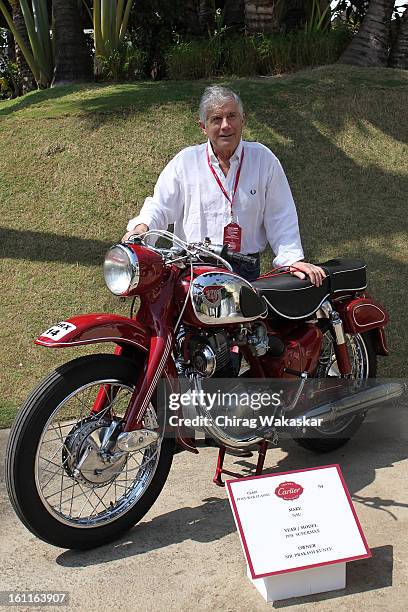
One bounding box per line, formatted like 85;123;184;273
6;354;174;549
294;331;377;453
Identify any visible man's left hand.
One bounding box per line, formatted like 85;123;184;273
290;262;326;287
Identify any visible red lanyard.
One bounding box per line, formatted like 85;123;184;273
206;145;244;219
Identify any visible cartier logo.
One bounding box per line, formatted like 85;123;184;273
275;481;304;500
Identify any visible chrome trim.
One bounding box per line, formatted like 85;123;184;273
103;243;140;296
192;272;267;325
303;382;406;424
116;429;159;452
192;344;217;377
191;376;264;448
317;299;333;319
330;310;346;345
36;337;148;351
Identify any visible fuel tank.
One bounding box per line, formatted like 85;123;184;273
176;267;267;327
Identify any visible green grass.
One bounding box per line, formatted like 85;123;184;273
1;64;408;427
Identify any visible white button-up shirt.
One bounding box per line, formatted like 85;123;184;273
127;139;304;267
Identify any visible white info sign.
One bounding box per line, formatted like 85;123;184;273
226;464;370;601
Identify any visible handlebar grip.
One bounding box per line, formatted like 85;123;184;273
228;251;257;266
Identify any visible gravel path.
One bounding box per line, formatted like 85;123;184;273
1;403;407;611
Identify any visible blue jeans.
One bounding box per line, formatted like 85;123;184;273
231;253;260;282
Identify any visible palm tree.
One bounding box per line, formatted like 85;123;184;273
244;0;280;34
389;6;408;68
52;0;91;86
338;0;395;67
199;0;214;33
10;0;35;93
224;0;244;29
279;0;307;33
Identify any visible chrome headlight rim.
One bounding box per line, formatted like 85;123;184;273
103;243;140;296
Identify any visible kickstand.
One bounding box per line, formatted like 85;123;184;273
213;446;226;486
212;440;270;487
255;440;269;476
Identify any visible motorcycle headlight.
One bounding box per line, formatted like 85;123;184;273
103;244;139;296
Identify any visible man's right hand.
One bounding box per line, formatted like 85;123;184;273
122;223;149;242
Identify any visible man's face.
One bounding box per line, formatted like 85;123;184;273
199;100;244;157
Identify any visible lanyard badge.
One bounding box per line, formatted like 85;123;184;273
207;146;244;252
223;222;242;252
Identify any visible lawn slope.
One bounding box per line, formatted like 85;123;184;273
1;65;407;426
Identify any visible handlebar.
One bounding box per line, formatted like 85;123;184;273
124;234;256;268
225;250;257;267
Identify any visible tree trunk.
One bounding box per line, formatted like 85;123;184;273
279;0;307;33
10;0;36;94
4;27;16;63
389;7;408;68
338;0;395;67
52;0;92;86
199;0;214;34
244;0;280;34
224;0;244;29
181;0;202;36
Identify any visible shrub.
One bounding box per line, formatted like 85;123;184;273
98;40;147;82
165;41;218;80
223;37;258;77
164;28;352;81
224;29;352;77
0;60;19;99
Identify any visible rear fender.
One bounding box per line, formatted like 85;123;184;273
336;296;389;356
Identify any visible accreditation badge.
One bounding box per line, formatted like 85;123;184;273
223;222;242;252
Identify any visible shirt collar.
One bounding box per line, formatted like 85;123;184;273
207;139;243;164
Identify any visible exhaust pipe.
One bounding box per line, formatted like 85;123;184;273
301;382;406;425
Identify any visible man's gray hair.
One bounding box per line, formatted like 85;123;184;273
199;86;244;125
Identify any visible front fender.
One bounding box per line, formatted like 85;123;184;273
35;314;150;351
35;314;198;453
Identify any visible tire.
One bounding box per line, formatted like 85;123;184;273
6;354;174;550
294;331;377;453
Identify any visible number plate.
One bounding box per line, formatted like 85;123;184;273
41;322;76;340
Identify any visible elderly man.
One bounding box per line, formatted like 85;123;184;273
123;85;325;286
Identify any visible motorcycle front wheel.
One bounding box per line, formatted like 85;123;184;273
294;331;377;453
6;354;174;550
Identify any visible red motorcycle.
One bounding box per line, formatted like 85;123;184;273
6;230;402;550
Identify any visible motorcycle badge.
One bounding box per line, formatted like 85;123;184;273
274;481;304;501
202;285;223;308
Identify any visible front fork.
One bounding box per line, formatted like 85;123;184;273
91;345;123;416
90;338;172;429
88;336;198;453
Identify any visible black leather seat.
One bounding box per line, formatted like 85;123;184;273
252;258;366;319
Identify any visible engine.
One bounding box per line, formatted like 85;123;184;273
175;323;270;378
173;321;323;447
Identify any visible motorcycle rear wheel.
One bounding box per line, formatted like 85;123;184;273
293;331;377;453
6;354;174;550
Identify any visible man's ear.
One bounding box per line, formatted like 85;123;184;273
199;120;207;136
